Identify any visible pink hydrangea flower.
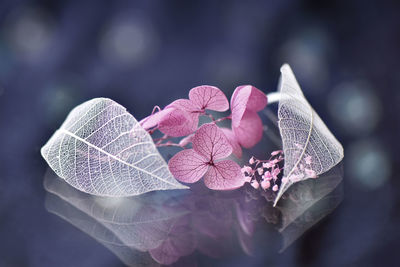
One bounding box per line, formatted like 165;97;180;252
140;86;229;137
230;85;267;148
220;128;242;158
168;123;245;190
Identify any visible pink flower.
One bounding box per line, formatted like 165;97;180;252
220;128;243;158
305;155;312;165
304;168;317;178
263;162;274;169
168;123;245;190
271;167;281;180
250;180;259;189
271;150;282;156
263;171;272;180
140;85;229;137
249;157;255;164
241;166;253;175
230;85;267;148
261;180;271;190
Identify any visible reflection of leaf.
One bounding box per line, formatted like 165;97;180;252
41;98;188;197
44;169;189;252
44;161;343;264
274;65;344;206
277;162;344;251
45;194;158;267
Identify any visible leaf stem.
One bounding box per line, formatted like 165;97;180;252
266;92;281;104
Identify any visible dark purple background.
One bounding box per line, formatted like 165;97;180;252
0;0;399;266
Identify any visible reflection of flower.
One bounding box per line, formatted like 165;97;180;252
149;215;196;265
168;123;244;190
44;162;343;265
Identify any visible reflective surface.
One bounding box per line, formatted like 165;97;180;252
44;162;343;266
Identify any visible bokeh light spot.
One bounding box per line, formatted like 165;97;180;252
328;81;382;136
347;139;391;190
99;14;158;67
4;7;54;61
278;27;331;93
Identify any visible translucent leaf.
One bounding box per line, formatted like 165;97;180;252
274;65;344;206
41;98;188;197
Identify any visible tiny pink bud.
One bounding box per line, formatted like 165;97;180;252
263;171;272;180
261;180;270;190
272;168;280;179
271;150;282;156
251;180;259;189
290;173;304;182
272;184;278;191
305;155;312;165
305;168;317;178
263;162;273;169
249;157;255;164
241;166;253;175
257;168;264;175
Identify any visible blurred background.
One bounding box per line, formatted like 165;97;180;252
0;0;399;266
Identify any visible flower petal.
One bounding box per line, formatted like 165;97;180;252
189;85;229;112
167;99;196;112
232;110;263;148
203;160;245;190
139;107;174;130
158;108;198;137
168;149;209;183
192;123;232;160
220;128;242;158
231;85;267;127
